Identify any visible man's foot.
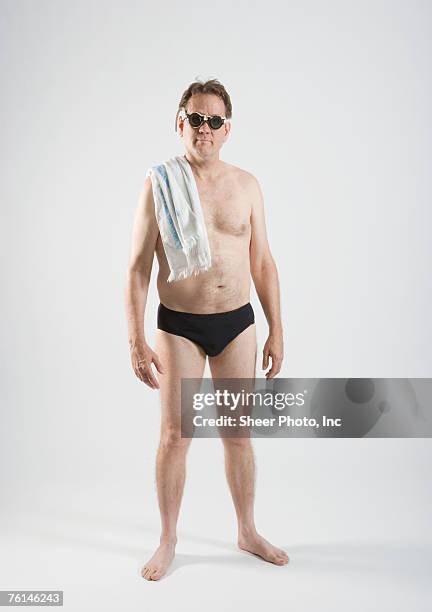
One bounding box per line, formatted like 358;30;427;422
238;531;289;566
141;539;176;581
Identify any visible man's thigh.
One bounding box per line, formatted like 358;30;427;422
155;330;206;434
208;324;257;438
208;323;257;379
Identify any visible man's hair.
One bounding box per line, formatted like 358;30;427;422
175;78;232;132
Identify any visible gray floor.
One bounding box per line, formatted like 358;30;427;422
1;439;431;611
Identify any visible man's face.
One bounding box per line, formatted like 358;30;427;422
178;93;231;160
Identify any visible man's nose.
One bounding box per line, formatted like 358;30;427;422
198;121;211;133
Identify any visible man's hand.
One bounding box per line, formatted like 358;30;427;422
130;340;164;389
262;332;284;379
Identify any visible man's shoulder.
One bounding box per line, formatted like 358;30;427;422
223;162;259;190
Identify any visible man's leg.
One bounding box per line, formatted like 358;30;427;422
208;323;289;566
141;330;206;581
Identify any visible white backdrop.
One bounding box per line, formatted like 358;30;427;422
1;1;431;610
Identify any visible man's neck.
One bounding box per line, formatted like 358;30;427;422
183;152;223;181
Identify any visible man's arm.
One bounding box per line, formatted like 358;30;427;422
124;177;164;389
249;176;284;378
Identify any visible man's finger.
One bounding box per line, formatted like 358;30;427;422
146;367;160;389
153;355;165;374
136;362;154;388
134;363;145;382
137;361;155;385
266;356;282;378
262;351;269;369
266;362;282;379
142;373;155;389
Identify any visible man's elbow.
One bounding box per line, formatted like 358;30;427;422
126;262;151;287
251;252;276;280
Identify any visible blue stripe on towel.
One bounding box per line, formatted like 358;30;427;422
156;165;169;186
157;184;182;249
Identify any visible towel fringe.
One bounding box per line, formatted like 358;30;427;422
167;263;212;283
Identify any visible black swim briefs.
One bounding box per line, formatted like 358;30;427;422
157;302;255;357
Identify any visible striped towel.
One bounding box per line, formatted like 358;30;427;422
146;155;212;282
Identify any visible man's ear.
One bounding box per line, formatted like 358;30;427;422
176;108;186;136
224;120;231;141
178;117;184;136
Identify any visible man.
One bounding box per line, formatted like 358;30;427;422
125;79;287;581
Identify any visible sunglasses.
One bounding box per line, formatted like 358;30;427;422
179;109;228;130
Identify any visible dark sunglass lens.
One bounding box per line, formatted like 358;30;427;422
209;116;223;129
189;113;203;128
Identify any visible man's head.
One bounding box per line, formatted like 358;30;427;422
175;78;232;160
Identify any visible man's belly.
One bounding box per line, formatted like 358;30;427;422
156;247;251;314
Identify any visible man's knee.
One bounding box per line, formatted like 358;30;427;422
160;427;191;451
222;436;253;451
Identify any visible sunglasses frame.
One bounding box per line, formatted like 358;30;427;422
178;108;228;131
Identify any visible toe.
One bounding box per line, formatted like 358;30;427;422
277;550;289;562
271;550;287;564
144;567;153;580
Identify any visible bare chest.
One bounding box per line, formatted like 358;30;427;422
196;178;251;237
